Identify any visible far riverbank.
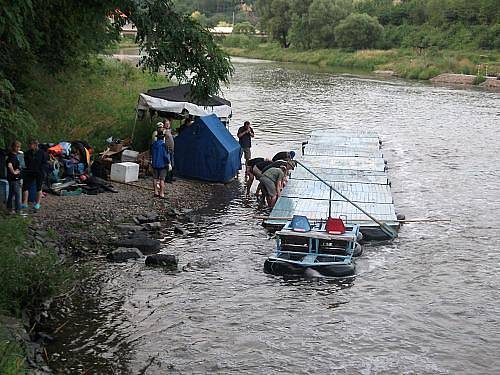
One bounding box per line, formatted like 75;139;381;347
221;41;500;89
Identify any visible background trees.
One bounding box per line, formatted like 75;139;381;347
254;0;500;51
0;0;233;147
335;13;384;50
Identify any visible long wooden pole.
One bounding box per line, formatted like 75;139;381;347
254;215;451;224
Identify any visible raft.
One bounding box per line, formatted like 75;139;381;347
264;216;361;278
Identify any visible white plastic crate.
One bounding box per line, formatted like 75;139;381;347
110;162;139;183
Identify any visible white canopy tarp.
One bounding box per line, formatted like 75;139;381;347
137;93;232;119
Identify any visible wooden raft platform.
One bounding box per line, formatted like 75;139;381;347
264;129;399;240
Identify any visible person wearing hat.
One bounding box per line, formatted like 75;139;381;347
272;150;295;162
150;131;170;198
152;122;165;142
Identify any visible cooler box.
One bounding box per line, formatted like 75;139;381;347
110;162;139;183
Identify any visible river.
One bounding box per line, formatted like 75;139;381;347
48;56;500;374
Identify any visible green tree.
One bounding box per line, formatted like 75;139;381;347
256;0;293;47
307;0;353;48
0;0;234;146
334;13;384;50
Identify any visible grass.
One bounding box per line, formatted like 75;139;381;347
0;214;71;316
0;212;77;374
24;58;170;152
221;39;500;81
0;328;25;375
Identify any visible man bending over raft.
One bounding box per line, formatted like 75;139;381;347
259;165;288;208
245;157;266;195
272;150;295;162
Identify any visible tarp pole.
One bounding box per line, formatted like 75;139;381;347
131;96;140;144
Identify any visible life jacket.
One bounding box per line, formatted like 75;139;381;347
151;140;170;169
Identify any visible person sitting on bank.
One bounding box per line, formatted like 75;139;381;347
22;139;48;210
272;150;295;162
237;121;254;164
259;165;287;208
151;132;170;198
6;141;22;214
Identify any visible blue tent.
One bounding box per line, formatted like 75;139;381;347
174;114;241;182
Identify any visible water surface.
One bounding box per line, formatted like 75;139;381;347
49;56;500;374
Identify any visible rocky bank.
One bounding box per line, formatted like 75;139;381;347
11;176;216;372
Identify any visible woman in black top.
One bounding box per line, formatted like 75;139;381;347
6;141;22;213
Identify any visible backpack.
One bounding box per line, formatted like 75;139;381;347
151;140;170;169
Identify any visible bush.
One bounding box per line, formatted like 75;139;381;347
0;330;25;375
334;13;384;50
233;22;256;35
0;214;69;316
221;34;260;49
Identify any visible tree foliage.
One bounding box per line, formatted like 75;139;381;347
256;0;294;47
0;0;233;146
335;13;384;50
307;0;353;48
256;0;500;50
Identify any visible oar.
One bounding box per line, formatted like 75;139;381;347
295;160;398;239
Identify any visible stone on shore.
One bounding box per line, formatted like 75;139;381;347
145;254;178;269
143;222;161;231
107;247;144;262
373;70;395;76
430;73;476;85
114;237;161;255
174;225;186;235
134;212;159;224
116;224;144;233
480;76;500;89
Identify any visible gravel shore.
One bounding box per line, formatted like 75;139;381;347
32;177;215;258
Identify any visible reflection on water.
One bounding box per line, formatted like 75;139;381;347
48;57;500;374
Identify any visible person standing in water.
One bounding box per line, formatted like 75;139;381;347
237;121;254;163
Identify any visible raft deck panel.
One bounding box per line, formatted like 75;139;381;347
265;130;399;239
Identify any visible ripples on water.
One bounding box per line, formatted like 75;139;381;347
48;57;500;374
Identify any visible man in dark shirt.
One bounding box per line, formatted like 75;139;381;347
22;139;48;210
237;121;254;164
6;141;22;213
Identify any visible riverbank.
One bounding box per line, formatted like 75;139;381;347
0;176;216;372
221;41;500;86
24;58;168;152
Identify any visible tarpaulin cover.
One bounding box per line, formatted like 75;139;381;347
137;84;232;119
174;114;241;182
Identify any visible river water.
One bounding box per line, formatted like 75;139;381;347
48;57;500;374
